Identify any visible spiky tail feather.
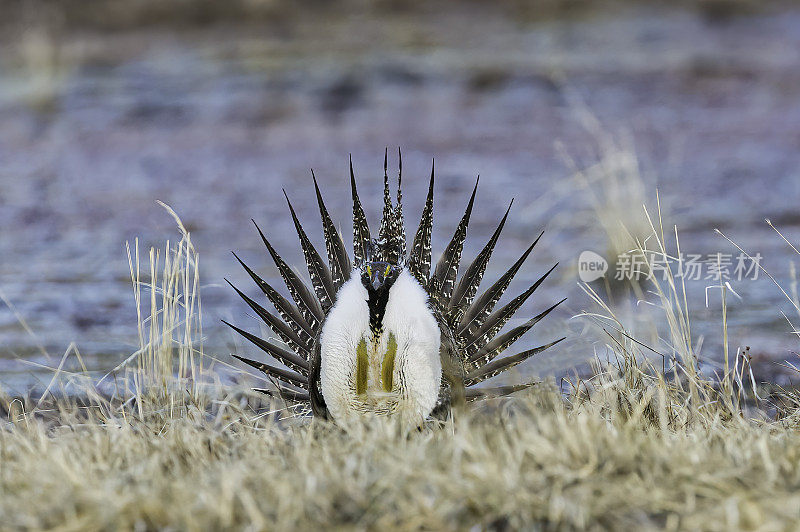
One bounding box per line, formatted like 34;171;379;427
312;170;351;291
407;160;435;285
350;156;371;268
429;177;478;308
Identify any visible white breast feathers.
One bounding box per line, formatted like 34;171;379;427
320;270;442;427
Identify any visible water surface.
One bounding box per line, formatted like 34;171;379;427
1;4;799;392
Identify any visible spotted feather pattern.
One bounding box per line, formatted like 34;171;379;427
407;161;434;286
232;252;315;345
225;281;312;362
464;337;565;386
449;201;512;322
457;232;543;340
467;298;566;369
253;221;323;329
312;170;352;290
284;192;336;312
462;263;557;358
350;157;372;268
376;148;406;266
393;149;407;261
377;149;394;261
429;177;479;310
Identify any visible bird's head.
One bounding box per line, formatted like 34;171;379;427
361;261;402;292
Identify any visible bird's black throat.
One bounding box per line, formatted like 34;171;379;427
366;284;391;339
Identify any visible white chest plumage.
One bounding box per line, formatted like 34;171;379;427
320;270;442;426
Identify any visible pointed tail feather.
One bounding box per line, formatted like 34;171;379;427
393;147;407;261
224;282;312;362
467;298;566;368
232;252;315;343
449;200;513;320
312;170;352;289
253;221;324;328
381;147;392;216
464;337;565;386
457;232;543;338
430;177;479;308
407;160;435;285
462;262;558;355
396;147;403;206
465;383;535;401
254;387;310;403
350;156;372;267
222;319;310;374
284;191;336;312
232;354;309;388
377;147;405;265
378;147;394;260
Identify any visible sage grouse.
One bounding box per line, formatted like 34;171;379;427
226;152;565;427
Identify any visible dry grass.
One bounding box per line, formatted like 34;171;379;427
3;207;800;530
4;382;800;530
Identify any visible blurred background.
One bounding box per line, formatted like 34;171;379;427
1;0;800;394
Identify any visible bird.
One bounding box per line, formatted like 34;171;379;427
225;150;565;427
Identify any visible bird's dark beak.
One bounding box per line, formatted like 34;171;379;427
364;262;392;292
371;271;384;291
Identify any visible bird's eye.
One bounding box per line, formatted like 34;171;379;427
385;265;391;276
366;264;372;276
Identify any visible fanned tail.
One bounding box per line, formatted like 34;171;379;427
232;354;309;388
464;337;565;386
225;281;312;364
466;299;566;368
228;153;564;415
229;170;361;410
461;263;558;357
420;179;562;404
222;319;309;374
255;387;310;403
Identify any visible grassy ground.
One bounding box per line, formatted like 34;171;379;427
3;383;800;530
3;207;800;530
